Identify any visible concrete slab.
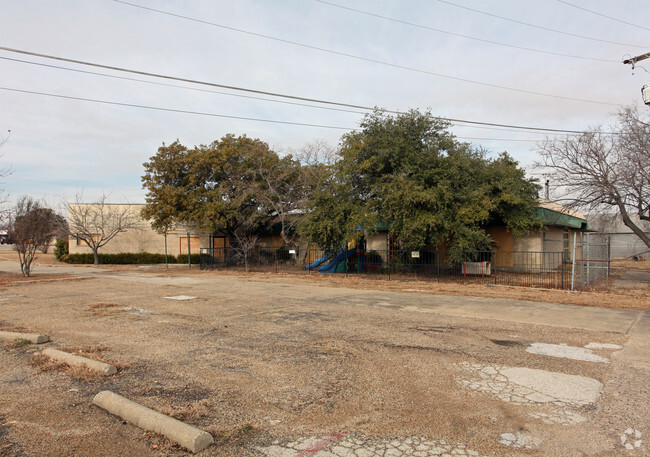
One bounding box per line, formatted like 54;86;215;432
526;342;610;363
457;362;603;425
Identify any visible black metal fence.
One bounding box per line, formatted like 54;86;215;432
200;247;582;290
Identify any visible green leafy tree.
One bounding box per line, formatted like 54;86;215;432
141;140;193;235
142;135;284;242
300;109;540;256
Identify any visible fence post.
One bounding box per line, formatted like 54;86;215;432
187;232;191;270
571;232;577;291
607;236;611;290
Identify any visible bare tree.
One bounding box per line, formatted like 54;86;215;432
254;151;301;247
294;139;338;192
536;105;650;249
231;232;258;272
8;197;63;277
68;192;139;265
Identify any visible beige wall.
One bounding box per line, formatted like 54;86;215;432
366;233;388;252
68;204;210;256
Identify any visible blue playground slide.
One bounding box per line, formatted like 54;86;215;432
303;253;331;270
318;247;357;273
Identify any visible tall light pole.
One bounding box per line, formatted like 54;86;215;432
623;52;650;105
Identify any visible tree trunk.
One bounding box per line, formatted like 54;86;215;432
92;249;99;265
618;203;650;249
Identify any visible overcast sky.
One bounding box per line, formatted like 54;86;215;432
1;0;648;209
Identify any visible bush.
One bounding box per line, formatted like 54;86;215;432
62;253;94;264
61;252;179;265
176;253;200;264
54;238;69;260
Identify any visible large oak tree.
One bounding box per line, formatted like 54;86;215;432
300;109;541;256
142;135;296;244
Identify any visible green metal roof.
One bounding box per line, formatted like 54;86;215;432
535;207;591;230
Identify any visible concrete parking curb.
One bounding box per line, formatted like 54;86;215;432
92;391;214;453
0;331;49;344
42;348;117;375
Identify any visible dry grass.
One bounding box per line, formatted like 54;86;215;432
158;399;213;422
85;303;126;316
0;324;29;333
611;258;650;270
29;345;126;381
3;338;31;349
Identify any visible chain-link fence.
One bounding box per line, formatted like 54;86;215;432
571;233;611;290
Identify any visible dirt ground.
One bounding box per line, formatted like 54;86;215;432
1;252;648;312
0;254;648;456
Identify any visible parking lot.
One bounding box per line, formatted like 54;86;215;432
0;258;648;456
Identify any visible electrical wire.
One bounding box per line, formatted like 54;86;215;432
557;0;650;32
0;86;352;130
314;0;619;62
0;56;365;116
0;46;613;134
109;1;621;106
0;56;571;136
436;0;649;49
0;85;548;143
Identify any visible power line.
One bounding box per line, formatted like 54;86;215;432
0;46;612;134
0;86;352;130
110;1;621;106
557;0;650;32
0;56;365;116
0;56;573;137
0;85;549;144
436;0;649;49
315;0;619;63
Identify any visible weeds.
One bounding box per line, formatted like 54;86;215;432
3;338;31;349
85;303;125;316
208;423;256;444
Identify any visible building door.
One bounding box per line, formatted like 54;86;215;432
180;236;200;255
213;236;229;262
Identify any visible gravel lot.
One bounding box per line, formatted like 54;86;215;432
0;258;648;456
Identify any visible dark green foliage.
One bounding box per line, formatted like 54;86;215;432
142;135;286;238
300;109;541;258
61;253;178;264
54;238;68;260
176;253;200;264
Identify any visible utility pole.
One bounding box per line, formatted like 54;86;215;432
623;51;650;66
623;51;650;105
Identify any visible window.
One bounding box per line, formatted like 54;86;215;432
563;229;570;261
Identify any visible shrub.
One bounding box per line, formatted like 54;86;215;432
54;238;69;260
176;253;200;264
61;253;178;265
